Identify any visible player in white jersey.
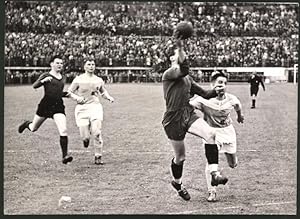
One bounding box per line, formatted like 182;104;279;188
67;59;114;165
189;71;244;202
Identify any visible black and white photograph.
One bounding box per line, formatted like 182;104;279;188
3;0;298;215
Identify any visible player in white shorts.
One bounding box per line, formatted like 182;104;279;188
67;58;114;165
189;71;244;202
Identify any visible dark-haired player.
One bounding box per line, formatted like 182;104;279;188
248;71;265;108
162;38;228;201
190;71;244;202
18;56;73;164
67;59;114;165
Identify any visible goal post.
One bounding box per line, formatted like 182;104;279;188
293;64;298;85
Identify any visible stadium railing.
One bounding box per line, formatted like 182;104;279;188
4;66;292;84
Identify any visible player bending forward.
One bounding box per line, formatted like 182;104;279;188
67;58;114;165
189;71;244;202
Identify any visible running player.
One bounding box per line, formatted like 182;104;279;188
18;56;73;164
189;71;244;202
67;58;114;165
248;71;265;108
162;38;228;201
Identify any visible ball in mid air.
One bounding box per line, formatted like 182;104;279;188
175;21;194;39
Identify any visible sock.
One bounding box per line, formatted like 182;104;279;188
94;134;103;157
60;136;68;158
83;139;89;147
171;158;183;184
28;122;33;131
205;163;216;193
252;99;256;107
205;144;219;173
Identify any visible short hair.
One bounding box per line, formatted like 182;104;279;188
210;71;227;82
84;58;95;64
50;55;62;64
83;55;95;64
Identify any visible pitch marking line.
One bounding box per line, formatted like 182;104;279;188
171;201;295;214
5;149;295;154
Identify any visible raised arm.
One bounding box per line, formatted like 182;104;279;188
162;40;189;80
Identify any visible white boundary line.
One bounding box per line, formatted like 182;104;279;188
252;201;295;207
4;149;295;154
170;201;296;214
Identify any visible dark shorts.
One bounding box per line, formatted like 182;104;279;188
250;86;259;96
162;107;199;141
36;96;65;119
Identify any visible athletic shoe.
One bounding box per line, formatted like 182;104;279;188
251;106;255;109
95;156;104;165
207;191;217;202
62;155;73;164
18;120;31;133
211;171;228;186
171;180;191;201
83;139;90;148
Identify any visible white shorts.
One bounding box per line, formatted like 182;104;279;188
203;124;237;154
75;103;103;127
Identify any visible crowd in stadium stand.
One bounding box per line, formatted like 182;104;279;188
5;33;298;68
4;1;299;74
5;1;298;37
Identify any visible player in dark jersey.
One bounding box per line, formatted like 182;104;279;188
18;56;73;164
162;39;228;201
248;71;265;108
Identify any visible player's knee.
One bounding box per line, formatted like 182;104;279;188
206;130;216;143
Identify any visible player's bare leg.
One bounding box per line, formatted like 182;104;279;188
188;118;228;186
79;125;91;148
18;115;46;133
91;119;104;165
53;113;73;164
169;139;190;201
225;153;238;168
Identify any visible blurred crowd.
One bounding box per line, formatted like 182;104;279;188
5;33;298;69
5;1;299;37
4;1;299;72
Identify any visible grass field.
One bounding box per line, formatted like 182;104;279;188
3;82;297;215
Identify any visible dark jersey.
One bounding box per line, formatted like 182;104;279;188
163;75;194;112
33;72;65;99
162;63;216;128
248;75;265;90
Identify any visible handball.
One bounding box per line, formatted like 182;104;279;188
174;21;194;39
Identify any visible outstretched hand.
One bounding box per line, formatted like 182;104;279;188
213;84;226;93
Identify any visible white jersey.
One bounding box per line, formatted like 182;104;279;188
189;93;241;128
68;73;105;105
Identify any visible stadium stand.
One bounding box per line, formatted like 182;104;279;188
4;1;299;83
